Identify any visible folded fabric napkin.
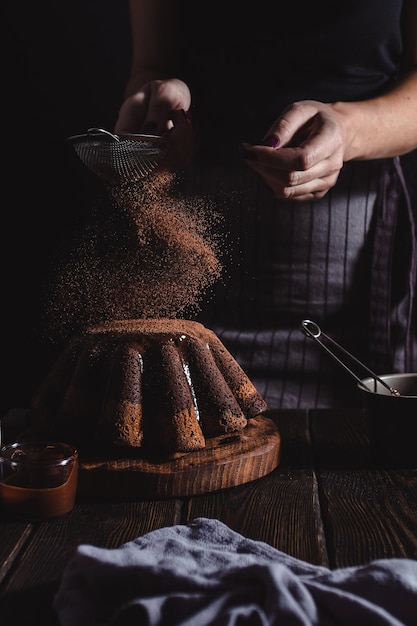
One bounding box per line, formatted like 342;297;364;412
54;517;417;626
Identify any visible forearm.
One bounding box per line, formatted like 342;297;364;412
338;0;417;161
334;69;417;161
125;0;177;97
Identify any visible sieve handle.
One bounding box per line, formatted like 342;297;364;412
87;128;120;141
67;127;167;146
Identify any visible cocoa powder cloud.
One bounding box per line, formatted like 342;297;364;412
44;169;225;343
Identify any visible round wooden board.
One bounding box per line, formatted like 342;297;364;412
78;415;281;499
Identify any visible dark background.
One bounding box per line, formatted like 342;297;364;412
3;3;416;417
3;1;132;414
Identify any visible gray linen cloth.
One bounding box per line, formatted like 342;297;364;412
54;517;417;626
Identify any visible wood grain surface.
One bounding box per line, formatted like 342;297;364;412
78;415;281;498
1;408;416;626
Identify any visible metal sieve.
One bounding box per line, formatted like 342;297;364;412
67;127;169;185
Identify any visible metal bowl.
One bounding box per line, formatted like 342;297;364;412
359;373;417;468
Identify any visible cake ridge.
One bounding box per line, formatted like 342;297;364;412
23;319;268;455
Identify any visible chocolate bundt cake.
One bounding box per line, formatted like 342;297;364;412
25;319;268;455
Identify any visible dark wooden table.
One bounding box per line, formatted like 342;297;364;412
1;408;416;625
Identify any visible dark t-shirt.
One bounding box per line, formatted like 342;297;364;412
176;0;404;155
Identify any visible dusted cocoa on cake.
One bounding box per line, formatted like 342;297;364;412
24;319;268;455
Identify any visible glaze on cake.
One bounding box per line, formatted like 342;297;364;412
25;319;268;454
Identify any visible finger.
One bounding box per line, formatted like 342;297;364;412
141;93;175;135
246;152;341;185
170;108;192;125
243;143;306;171
141;105;173;135
263;101;321;148
142;82;190;135
262;105;342;167
270;173;338;200
245;159;339;199
115;91;149;134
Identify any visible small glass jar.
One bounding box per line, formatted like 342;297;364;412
0;441;78;520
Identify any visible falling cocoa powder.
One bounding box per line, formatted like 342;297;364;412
44;168;225;343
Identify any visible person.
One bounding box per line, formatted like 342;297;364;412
114;0;417;409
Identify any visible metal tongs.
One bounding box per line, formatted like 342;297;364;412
300;319;401;396
67;127;168;185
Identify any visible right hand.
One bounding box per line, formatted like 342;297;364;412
242;100;347;201
115;78;194;168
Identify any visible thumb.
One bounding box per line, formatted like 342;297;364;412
262;102;317;149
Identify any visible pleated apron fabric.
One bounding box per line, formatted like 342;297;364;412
182;157;416;409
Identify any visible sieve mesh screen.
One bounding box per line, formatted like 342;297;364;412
68;128;168;185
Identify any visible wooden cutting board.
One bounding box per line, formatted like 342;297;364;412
78;415;280;499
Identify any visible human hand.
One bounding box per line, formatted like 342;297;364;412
115;78;194;168
242;100;347;201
